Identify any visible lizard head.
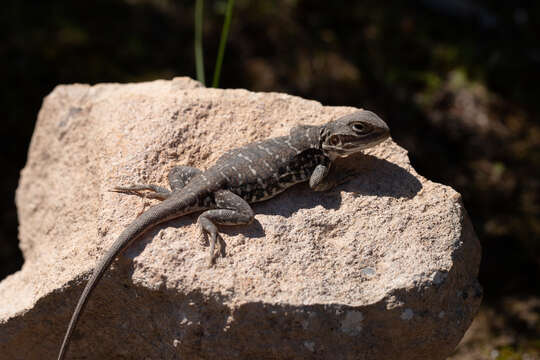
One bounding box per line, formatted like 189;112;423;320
321;110;390;159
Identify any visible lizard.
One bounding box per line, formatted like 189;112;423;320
57;110;390;360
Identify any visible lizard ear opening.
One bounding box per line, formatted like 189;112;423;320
328;135;340;146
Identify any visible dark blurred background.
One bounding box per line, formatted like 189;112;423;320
1;0;539;358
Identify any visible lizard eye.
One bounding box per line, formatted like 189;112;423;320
352;122;371;134
329;136;340;146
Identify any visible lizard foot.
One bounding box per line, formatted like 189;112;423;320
110;184;171;200
199;227;227;267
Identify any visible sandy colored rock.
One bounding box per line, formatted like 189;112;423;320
0;77;481;359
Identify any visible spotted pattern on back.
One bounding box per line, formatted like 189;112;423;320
183;125;329;204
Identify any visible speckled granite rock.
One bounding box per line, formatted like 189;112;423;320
0;77;481;360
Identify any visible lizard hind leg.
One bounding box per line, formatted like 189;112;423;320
110;166;202;200
197;190;254;266
168;166;202;192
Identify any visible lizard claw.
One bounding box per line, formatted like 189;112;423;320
199;227;226;267
109;185;144;194
109;186;170;200
109;186;136;195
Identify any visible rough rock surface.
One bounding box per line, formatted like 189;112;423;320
0;77;481;359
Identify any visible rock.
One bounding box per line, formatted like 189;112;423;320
0;77;482;359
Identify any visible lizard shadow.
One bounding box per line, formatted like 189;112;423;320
125;211;267;260
218;218;266;239
333;153;423;198
254;153;422;218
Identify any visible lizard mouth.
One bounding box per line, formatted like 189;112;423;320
325;133;389;157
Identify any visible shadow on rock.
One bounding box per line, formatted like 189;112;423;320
332;153;422;199
256;152;422;218
220;218;266;239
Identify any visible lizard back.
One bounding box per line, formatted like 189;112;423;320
184;125;329;204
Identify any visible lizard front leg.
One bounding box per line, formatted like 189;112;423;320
309;163;358;192
111;165;202;200
198;190;254;266
309;164;333;191
309;165;358;191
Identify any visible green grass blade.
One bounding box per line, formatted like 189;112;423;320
195;0;205;85
212;0;235;88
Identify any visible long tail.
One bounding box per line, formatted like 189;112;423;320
57;195;194;360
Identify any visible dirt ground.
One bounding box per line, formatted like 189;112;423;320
450;298;540;360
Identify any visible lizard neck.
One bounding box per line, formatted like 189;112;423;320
288;124;326;152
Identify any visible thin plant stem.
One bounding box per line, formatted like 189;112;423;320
195;0;205;85
212;0;235;88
